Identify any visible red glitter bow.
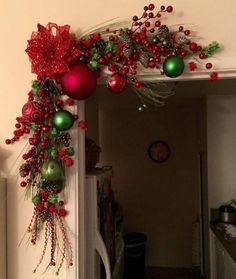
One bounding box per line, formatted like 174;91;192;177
26;23;80;78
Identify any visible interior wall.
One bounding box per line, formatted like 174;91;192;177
99;105;200;268
207;93;236;208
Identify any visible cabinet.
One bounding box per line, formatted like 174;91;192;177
211;231;236;279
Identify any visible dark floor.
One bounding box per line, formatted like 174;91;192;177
145;267;202;279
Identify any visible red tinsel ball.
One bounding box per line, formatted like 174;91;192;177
22;101;44;122
61;62;97;100
58;208;67;217
107;73;127;93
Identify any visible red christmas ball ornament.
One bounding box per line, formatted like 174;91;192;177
61;63;97;100
22;101;44;122
107;73;127;94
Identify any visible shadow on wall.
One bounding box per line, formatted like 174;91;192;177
0;146;13;177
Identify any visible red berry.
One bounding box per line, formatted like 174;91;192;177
56;99;63;107
184;30;190;36
157;13;161;18
22;154;29;160
133;16;138;21
206;63;213;69
5;139;11;144
166;5;173;13
189;42;198;51
59;200;65;207
135;81;141;88
20;181;27;187
181;50;187;57
148;3;155;10
148;12;154;18
179;26;183;31
155;20;161;27
91;33;101;42
106;52;113;59
160;5;165;10
144;6;148;11
145;21;151;28
98;57;106;65
199;53;206;59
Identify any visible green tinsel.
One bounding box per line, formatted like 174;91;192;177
31;80;40;97
48;194;58;204
66;147;74;156
32;194;41;205
106;41;115;52
202;41;220;57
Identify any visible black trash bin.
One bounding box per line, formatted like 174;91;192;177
123;232;147;279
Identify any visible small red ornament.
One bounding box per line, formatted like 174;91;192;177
189;42;198;51
58;148;66;158
61;63;97;100
206;62;213;69
48;204;57;213
78;120;87;130
64;156;74;167
107;73;126;93
5;139;11;144
22;101;44;122
210;72;218;81
166;5;173;13
188;61;197;71
58;208;67;217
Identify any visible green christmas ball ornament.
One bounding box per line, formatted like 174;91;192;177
55;181;64;193
41;159;64;181
52;110;74;131
163;55;185;78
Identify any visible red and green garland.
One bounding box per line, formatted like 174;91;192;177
6;3;220;275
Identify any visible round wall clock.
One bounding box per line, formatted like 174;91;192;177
148;140;171;163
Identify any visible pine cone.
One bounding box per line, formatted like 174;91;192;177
175;34;190;45
139;50;149;68
93;40;106;51
42;79;60;97
123;45;133;58
157;25;170;38
57;132;71;147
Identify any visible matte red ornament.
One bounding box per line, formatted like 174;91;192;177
61;63;97;100
107;73;127;93
22;101;44;122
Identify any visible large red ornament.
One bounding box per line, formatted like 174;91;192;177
61;63;97;100
107;73;126;93
22;101;44;122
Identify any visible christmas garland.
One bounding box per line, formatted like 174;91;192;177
6;3;220;275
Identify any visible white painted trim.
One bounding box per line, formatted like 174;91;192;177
99;67;236;83
65;101;85;279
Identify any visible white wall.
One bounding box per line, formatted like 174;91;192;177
207;92;236;208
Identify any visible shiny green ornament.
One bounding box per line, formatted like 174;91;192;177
41;159;63;181
163;55;185;78
55;181;64;193
52;110;74;131
152;36;160;44
79;56;87;63
162;39;169;47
